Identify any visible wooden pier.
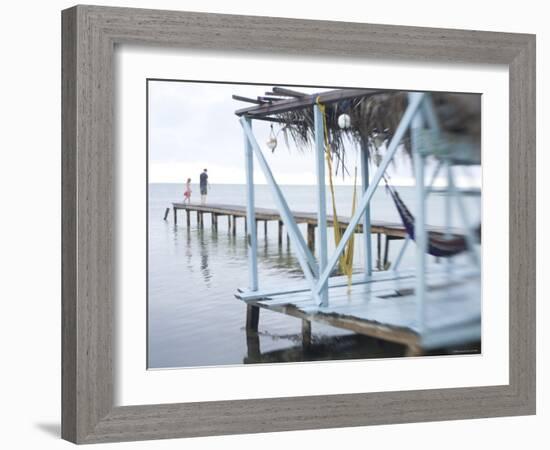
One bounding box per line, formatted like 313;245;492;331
170;202;480;354
170;202;465;269
237;265;481;356
171;202;415;236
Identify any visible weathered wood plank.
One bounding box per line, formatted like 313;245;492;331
248;275;480;350
172;202;463;240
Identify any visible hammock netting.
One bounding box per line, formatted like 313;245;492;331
385;183;473;258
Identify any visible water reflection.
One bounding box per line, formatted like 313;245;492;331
243;329;406;364
198;229;212;287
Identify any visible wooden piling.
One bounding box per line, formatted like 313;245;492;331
173;207;177;225
383;235;390;270
302;319;312;350
186;210;190;227
246;328;260;360
246;304;260;331
163;207;170;221
307;224;315;251
232;216;236;236
264;220;268;236
377;233;382;270
170;203;459;250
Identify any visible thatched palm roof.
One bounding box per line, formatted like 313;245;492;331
233;87;481;174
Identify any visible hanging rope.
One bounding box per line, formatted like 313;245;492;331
316;98;358;287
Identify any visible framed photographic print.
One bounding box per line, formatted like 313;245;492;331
62;5;535;444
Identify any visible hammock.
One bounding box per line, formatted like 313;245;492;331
385;182;469;258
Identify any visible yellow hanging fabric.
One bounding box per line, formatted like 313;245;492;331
316;98;358;287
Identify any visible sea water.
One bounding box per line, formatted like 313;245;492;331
148;183;481;368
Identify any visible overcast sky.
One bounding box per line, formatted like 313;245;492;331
148;80;479;187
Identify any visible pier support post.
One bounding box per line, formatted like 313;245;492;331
307;224;315;252
246;305;260;332
243;117;258;291
246;328;261;362
264;220;268;237
376;233;382;270
383;235;390;270
302;319;312;350
186;210;190;227
278;221;283;245
173;207;177;225
232;216;236;236
163;207;170;221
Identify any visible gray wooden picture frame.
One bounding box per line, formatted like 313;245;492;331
61;5;536;444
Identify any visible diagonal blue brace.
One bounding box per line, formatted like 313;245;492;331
240;117;321;304
314;92;426;295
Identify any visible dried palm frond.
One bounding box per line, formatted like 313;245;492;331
269;91;480;175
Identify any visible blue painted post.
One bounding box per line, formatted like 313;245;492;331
410;92;427;333
444;159;454;271
360;140;373;277
313;105;328;306
243;117;258;291
445;164;452;234
447;170;480;267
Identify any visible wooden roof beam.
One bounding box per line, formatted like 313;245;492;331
232;94;265;105
235;88;384;117
272;86;308;97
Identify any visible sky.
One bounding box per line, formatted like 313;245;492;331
148;80;480;187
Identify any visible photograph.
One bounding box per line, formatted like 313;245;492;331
147;80;482;369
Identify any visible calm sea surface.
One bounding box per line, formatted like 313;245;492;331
148;183;481;368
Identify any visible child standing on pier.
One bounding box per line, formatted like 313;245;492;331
183;178;192;204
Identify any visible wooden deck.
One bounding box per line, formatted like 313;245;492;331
172;202;411;235
237;265;481;356
169;202;480;354
170;203;466;261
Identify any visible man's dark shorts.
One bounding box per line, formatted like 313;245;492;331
200;186;207;195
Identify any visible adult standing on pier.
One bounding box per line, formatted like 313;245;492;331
200;168;209;204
